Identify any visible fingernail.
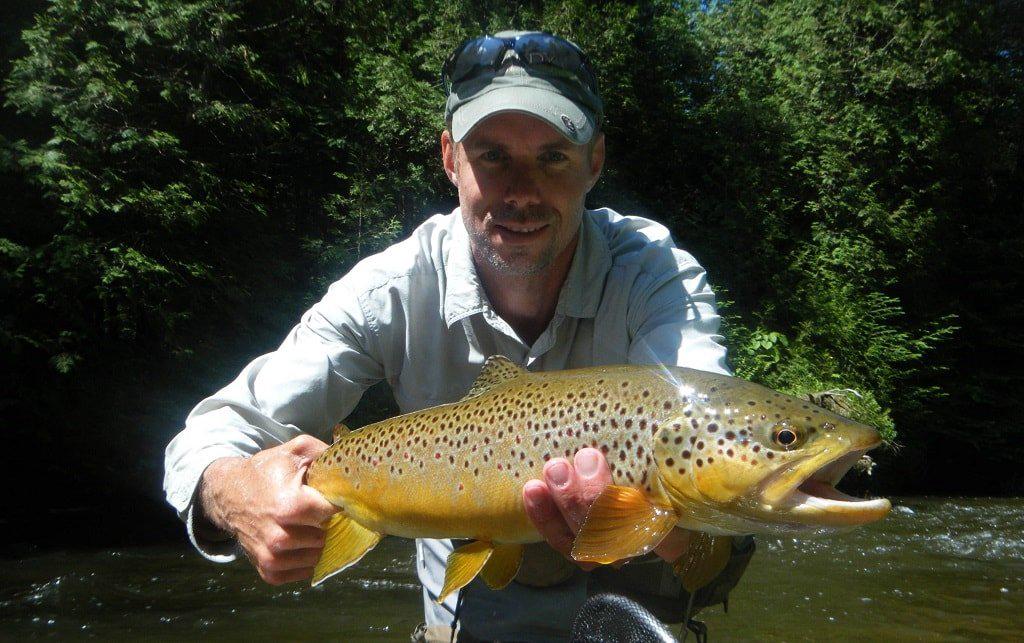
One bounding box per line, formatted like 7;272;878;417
523;481;545;506
576;450;600;478
547;461;570;487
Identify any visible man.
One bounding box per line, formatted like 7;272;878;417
164;31;751;642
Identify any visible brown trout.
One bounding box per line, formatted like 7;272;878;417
306;356;890;601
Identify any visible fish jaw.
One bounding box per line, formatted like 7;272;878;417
758;445;891;530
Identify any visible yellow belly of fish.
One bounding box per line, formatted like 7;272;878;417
336;469;540;543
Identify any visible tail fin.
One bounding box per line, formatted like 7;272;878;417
312;513;383;586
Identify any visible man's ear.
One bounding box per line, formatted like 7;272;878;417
441;129;458;186
586;132;606;193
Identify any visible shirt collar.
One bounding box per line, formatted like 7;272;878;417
442;208;612;328
444;209;490;327
556;210;612;318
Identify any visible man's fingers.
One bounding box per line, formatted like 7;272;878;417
572;448;612;508
260;565;317;586
262;545;323;572
542;457;586;531
265;525;327;555
523;480;575;555
302;485;340;524
543;449;611;532
292;486;339;527
270;484;338;528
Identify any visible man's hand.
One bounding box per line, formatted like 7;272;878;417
198;435;338;585
522;448;693;569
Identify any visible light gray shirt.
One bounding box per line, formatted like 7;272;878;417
164;207;728;641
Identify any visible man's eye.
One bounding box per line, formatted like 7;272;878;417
542;151;568;163
481;150;504;162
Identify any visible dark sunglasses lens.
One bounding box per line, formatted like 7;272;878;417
514;34;595;90
451;37;507;84
515;34;580;66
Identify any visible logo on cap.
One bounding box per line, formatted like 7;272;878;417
561;114;578;136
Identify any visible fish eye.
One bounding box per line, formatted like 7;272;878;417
771;423;801;449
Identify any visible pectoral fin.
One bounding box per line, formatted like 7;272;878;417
673;533;732;593
571;485;678;564
439;541;494;603
311;513;383;586
480;543;523;590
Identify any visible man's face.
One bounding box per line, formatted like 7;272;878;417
442;112;605;277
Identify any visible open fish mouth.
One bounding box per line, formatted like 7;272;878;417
762;446;891;527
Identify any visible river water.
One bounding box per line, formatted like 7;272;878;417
2;498;1021;641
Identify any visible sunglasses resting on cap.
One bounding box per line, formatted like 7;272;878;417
442;31;604;145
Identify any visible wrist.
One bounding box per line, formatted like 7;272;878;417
197;456;246;534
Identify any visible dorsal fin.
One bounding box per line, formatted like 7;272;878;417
331;422;350;443
461;355;525;400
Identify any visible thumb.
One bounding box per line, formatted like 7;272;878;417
285;434;330;461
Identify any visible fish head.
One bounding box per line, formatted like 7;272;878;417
654;377;891;535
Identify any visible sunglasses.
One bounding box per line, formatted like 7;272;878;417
441;33;599;96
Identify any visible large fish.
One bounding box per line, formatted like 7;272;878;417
306;356;890;601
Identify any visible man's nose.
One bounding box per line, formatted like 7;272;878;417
503;163;542;209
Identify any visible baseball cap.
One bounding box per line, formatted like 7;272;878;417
442;31;604;144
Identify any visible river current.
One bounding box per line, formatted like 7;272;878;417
2;498;1021;641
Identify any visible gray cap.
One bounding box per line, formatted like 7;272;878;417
444;31;603;144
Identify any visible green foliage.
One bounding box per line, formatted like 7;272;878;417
689;0;1021;458
1;0;1021;497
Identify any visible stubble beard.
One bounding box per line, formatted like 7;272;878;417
478;232;558;277
469;208;563;278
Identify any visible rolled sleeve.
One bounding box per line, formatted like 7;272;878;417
626;250;730;375
162;275;386;559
